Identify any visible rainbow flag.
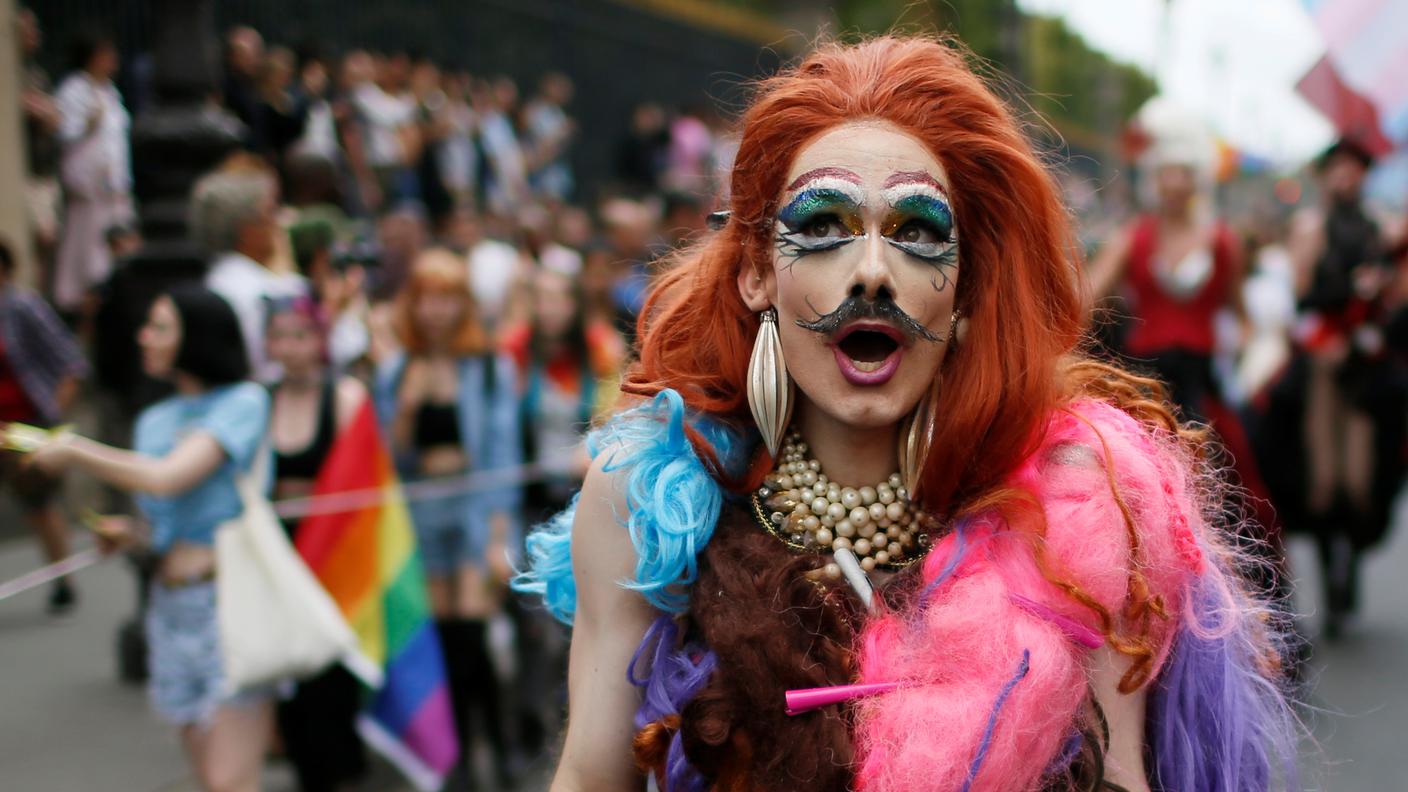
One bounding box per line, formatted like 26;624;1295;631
294;400;459;790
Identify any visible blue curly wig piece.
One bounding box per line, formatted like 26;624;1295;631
512;389;747;624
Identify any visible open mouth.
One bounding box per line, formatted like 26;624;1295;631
838;329;900;371
831;323;904;385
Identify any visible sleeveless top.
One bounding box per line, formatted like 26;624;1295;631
272;379;338;483
1123;215;1238;356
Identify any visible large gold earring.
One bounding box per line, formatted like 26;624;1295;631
747;308;794;458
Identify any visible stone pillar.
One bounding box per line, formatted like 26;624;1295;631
0;0;36;286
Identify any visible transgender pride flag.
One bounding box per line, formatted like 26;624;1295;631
1298;0;1408;152
294;400;459;790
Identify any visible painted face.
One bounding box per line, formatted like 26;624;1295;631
138;296;181;380
266;310;324;376
760;121;960;429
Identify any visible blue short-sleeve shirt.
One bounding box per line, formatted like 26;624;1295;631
133;382;270;552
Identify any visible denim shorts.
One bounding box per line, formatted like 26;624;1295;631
409;492;489;576
145;581;265;726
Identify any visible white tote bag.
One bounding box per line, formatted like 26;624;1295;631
215;474;360;693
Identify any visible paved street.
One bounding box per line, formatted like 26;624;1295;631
3;492;1407;789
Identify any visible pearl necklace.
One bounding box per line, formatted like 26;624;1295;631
751;431;936;576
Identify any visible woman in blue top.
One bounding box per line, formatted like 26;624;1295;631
29;286;272;792
376;248;522;787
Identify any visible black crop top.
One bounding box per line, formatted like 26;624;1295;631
415;402;462;450
272;380;337;482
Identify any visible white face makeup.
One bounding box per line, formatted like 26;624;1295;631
747;120;961;430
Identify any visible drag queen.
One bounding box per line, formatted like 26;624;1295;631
516;36;1299;791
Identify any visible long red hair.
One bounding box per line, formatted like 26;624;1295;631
623;35;1085;516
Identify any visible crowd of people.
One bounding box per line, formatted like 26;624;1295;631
3;9;1408;792
6;12;727;792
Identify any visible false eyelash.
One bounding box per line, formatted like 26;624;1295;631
886;237;959;265
775;230;860;261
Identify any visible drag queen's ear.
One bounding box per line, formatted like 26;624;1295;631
736;262;774;312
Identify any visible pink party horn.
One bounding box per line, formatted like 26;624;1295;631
785;681;901;716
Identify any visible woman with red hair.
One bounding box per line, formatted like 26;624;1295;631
516;36;1299;791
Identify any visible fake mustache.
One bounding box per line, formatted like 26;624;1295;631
794;296;944;343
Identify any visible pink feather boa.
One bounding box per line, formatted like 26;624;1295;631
853;400;1205;791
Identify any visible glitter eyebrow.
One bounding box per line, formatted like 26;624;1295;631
786;167;862;192
882;170;946;192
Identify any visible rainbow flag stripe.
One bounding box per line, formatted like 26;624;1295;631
295;400;459;790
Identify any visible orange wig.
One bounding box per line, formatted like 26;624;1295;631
624;36;1086;516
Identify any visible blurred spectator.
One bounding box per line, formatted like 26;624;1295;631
1087;132;1246;423
664;104;712;193
372;204;430;300
18;8;61;291
375;250;521;788
1285;138;1406;639
351;52;420;209
288;48;338;162
252;46;309;177
195;167;307;380
522;72;576;203
0;237;88;613
617;102;669;194
223;26;264;133
475;76;530;217
439;206;524;329
498;265;623;758
595;198;657;343
409;57;454;223
264;296;370;792
26;287;273;789
437;71;479;211
661;190;708;248
54;31;133;314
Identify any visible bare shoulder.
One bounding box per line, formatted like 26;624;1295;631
333;376;369;428
571;451;634;569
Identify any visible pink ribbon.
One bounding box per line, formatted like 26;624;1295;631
1009;593;1104;649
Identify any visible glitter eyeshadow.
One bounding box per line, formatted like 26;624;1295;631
778;188;863;233
887;193;954;240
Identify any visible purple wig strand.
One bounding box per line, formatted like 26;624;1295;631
1147;574;1300;792
961;648;1031;792
629;615;716;792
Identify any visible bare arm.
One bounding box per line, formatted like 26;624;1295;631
333;376;369;429
33;431;228;498
550;453;659;792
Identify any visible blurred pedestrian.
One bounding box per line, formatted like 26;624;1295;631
253;46;309;180
26;287;273;792
475;77;530;218
375;250;521;788
223;26;264;134
351;52;420;208
195;168;307;381
1285;137;1407;638
0;238;88;613
264;296;370;792
1087;118;1246;423
53;31;133;315
18;8;62;293
523;72;575;203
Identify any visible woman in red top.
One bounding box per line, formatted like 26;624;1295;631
1088;147;1246;423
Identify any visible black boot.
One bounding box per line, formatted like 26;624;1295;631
437;619;478;791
